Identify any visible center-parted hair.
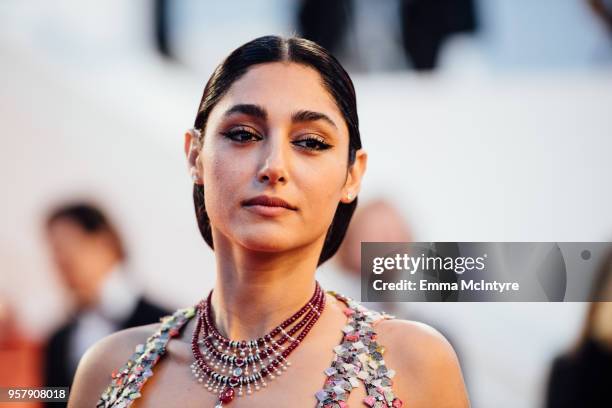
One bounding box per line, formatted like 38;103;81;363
192;35;362;266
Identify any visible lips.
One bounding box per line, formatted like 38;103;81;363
242;195;297;210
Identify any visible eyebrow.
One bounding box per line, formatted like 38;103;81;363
224;104;267;121
292;110;338;129
223;104;338;129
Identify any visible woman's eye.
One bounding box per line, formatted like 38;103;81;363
293;136;332;151
222;129;261;143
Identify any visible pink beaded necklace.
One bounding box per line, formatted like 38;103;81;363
190;282;326;407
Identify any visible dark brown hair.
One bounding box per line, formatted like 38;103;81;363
192;35;361;265
46;202;126;259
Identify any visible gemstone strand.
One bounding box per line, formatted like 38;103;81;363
190;282;326;406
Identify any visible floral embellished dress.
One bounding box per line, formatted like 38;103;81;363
97;292;403;408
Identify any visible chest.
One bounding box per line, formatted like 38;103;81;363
132;343;371;408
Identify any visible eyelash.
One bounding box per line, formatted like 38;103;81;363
221;129;333;151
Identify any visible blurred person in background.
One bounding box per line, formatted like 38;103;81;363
317;198;413;301
297;0;477;71
0;299;42;408
588;0;612;32
545;249;612;407
316;200;466;376
43;203;168;396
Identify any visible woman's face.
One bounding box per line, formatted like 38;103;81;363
187;62;366;255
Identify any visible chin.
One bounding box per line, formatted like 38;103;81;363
238;233;291;253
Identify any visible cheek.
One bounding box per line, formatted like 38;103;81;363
297;159;347;221
202;148;249;222
72;245;96;269
56;243;81;267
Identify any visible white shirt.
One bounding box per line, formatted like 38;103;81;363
68;263;139;373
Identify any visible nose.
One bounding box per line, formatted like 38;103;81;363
257;136;288;185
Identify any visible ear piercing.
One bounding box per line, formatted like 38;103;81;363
190;168;200;183
189;127;202;139
347;193;353;201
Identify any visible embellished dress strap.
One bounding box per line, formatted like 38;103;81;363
97;307;196;408
315;292;403;408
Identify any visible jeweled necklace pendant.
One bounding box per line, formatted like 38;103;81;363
192;282;326;406
214;386;235;407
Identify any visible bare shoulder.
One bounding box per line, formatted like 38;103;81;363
374;318;457;367
67;323;160;408
374;318;470;408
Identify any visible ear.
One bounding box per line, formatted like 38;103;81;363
340;149;367;203
184;128;204;185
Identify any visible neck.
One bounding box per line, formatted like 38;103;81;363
209;236;324;341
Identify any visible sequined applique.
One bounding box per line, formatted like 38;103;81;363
315;292;403;408
97;293;403;407
97;307;195;408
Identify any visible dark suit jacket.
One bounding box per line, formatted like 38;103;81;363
546;338;612;408
44;298;169;407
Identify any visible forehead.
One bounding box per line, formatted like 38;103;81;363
210;62;348;132
48;219;85;241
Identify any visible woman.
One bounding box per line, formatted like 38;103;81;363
546;249;612;407
68;35;469;408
